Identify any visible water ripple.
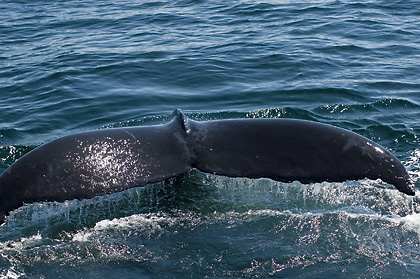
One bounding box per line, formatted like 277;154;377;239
2;0;420;277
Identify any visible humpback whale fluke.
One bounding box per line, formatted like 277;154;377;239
0;109;415;225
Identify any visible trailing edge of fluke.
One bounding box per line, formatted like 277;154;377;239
0;109;415;225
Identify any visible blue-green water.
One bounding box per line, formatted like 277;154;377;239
1;0;420;278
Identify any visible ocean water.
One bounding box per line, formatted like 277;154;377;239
1;0;420;278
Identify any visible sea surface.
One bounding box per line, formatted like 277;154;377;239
1;0;420;278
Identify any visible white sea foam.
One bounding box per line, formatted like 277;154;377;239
0;233;43;252
0;267;25;279
393;213;420;235
94;214;168;231
72;231;92;242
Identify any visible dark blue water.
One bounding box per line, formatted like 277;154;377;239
1;0;420;278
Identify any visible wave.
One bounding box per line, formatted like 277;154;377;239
1;189;419;277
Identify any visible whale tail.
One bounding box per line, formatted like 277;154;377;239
0;110;191;224
188;117;415;196
0;109;415;225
